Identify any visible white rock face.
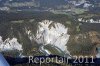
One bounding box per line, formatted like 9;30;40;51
78;18;100;23
0;36;23;51
34;20;70;54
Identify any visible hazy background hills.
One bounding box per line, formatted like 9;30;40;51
0;0;99;8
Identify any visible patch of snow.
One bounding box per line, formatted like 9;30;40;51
83;3;91;8
25;29;34;41
69;0;86;6
0;7;10;11
78;18;82;22
0;36;23;51
78;18;100;23
26;30;31;35
34;20;70;55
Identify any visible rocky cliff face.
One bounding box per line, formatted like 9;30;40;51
0;19;38;56
0;19;71;57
